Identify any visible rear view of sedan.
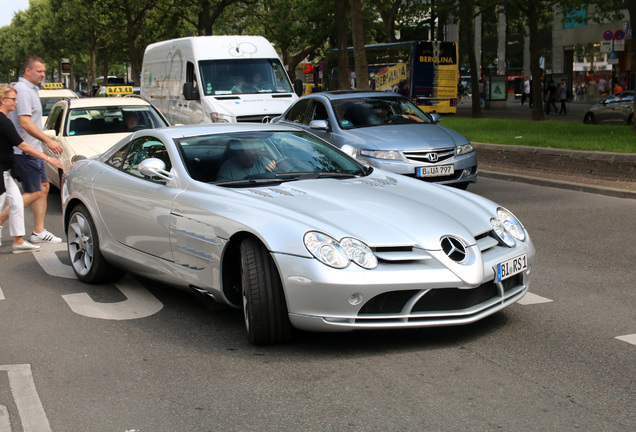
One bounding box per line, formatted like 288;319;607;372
272;91;477;189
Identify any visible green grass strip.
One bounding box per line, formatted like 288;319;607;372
442;118;635;153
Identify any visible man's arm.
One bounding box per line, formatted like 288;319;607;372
19;115;63;155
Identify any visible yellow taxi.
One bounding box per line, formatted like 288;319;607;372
40;82;79;124
42;89;169;187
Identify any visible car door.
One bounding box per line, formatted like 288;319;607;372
91;136;179;261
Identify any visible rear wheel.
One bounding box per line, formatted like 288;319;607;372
240;238;292;344
628;114;634;125
67;204;124;283
583;113;596;124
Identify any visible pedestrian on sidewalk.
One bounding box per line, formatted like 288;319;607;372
0;84;63;253
545;80;558;115
521;76;530;106
557;80;567;116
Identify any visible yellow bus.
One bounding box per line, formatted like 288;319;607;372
324;41;459;114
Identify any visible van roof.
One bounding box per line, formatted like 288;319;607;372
144;35;279;59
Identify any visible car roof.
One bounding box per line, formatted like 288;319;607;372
39;89;79;98
303;90;404;101
149;122;307;140
67;97;152;108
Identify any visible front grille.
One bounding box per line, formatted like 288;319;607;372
359;273;522;315
236;114;281;123
403;148;455;164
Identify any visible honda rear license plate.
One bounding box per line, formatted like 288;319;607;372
416;165;454;177
495;254;528;282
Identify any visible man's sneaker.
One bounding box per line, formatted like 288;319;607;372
30;230;62;244
13;241;41;254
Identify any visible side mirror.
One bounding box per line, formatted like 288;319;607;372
139;158;173;182
183;82;199;101
308;119;329;131
429;113;442;123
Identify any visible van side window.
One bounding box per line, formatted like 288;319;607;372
187;62;198;94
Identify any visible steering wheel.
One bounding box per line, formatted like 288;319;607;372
275;157;297;173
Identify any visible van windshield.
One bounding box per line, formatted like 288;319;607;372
198;59;294;96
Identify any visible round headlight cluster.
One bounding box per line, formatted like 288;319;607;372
491;207;527;247
304;232;378;269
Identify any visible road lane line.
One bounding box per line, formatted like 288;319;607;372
0;364;51;432
62;274;163;320
32;243;75;279
0;405;11;432
615;334;636;346
518;292;553;305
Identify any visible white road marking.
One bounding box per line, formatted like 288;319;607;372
0;287;4;301
615;334;636;346
32;243;75;279
0;405;11;432
518;292;553;305
62;274;163;320
0;364;51;432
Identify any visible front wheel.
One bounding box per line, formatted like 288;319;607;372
67;204;124;283
240;238;292;344
583;113;596;124
628;114;634;126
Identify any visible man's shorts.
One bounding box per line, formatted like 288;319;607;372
13;153;48;193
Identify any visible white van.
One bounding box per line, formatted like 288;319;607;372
141;35;298;124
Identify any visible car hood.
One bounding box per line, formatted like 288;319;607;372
65;133;131;157
219;173;495;252
342;124;469;150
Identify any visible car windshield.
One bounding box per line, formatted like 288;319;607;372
66;106;168;136
176;130;367;185
41;97;66;116
331;96;434;129
198;59;294;95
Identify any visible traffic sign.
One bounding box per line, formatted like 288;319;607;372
614;30;625;40
603;30;613;40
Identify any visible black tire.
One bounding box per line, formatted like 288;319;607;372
628;114;634;126
67;204;124;284
240;238;292;344
583;113;596;124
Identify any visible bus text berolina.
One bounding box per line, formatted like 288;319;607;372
419;56;454;64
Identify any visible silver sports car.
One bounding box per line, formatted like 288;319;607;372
62;123;535;344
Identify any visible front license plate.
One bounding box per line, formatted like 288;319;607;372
495;254;528;282
416;165;454;177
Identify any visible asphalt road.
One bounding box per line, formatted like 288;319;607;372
1;179;635;431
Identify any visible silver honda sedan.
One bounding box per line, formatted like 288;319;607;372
62;123;534;344
272;91;477;189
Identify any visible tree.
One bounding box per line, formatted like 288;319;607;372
350;0;369;89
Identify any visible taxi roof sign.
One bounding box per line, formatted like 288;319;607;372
43;83;64;89
105;86;134;95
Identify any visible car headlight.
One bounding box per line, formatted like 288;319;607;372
304;232;378;269
490;207;527;247
456;143;474;156
497;207;526;241
210;112;233;123
359;149;404;160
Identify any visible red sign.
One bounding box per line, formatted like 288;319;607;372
614;29;625;40
603;30;613;40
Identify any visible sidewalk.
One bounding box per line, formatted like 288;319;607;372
453;97;636;199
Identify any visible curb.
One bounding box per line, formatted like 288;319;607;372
472;143;636;199
478;170;636;200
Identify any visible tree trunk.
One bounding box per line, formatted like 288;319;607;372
461;0;482;118
336;0;350;89
350;0;369;89
527;3;545;121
